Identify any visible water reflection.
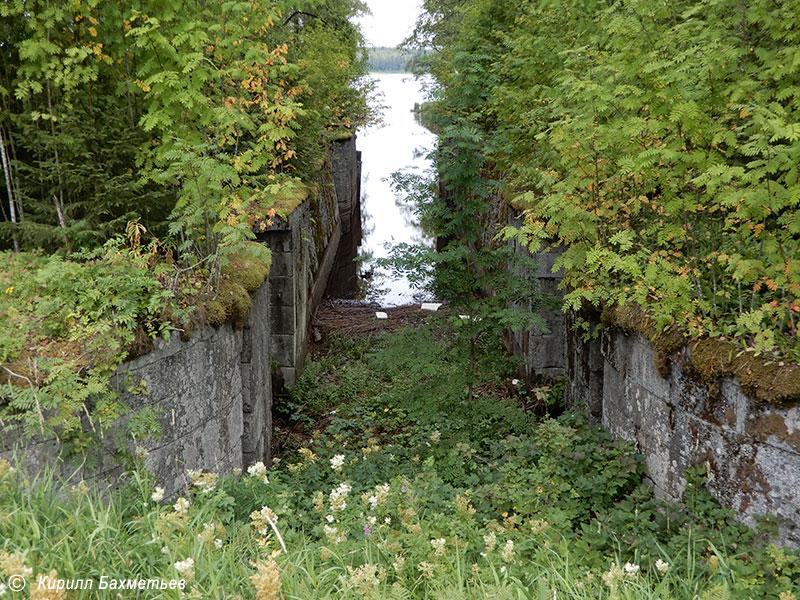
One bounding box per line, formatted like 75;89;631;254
356;72;436;306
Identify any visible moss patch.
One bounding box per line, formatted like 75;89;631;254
601;304;685;378
602;303;800;407
691;338;800;408
273;184;311;217
194;251;271;330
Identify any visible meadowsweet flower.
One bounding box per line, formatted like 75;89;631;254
232;468;242;477
362;438;380;457
655;559;669;574
431;538;446;556
392;556;405;573
214;538;223;549
502;540;515;563
0;458;14;478
329;482;351;512
174;557;195;579
624;562;640;576
173;497;190;516
326;515;335;523
384;517;391;525
374;483;390;506
344;564;381;595
261;506;278;523
418;562;435;579
429;430;441;443
250;556;281;600
298;448;317;463
134;446;148;461
320;548;331;562
709;555;719;572
530;519;549;534
247;462;269;484
500;565;507;574
31;569;66;600
197;522;216;545
455;494;476;517
323;524;345;543
483;531;497;553
151;487;165;502
367;516;377;525
0;550;33;580
779;592;797;600
313;491;325;513
602;563;624;589
71;480;90;495
330;454;345;471
161;546;169;555
190;471;218;493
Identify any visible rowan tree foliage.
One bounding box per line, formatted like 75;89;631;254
0;0;371;262
0;0;371;445
411;0;800;359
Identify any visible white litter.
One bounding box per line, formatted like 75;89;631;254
375;312;388;320
459;315;470;320
421;302;443;312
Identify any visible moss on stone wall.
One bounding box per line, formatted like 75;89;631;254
602;304;800;407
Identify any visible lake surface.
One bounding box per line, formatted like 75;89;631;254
356;72;436;306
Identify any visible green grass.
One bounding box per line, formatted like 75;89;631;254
1;321;799;599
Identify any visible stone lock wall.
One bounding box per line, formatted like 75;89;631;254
1;280;270;498
503;203;800;546
1;137;362;497
258;136;362;387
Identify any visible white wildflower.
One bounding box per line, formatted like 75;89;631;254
374;483;390;506
174;557;195;579
384;517;391;525
151;486;165;503
247;461;269;484
368;495;378;509
330;454;345;471
329;482;352;512
501;540;515;563
431;538;446;556
326;514;335;523
0;583;6;596
367;516;377;525
392;556;405;573
260;505;278;523
173;497;190;516
655;559;669;574
500;565;507;574
161;546;169;555
483;531;497;552
430;430;441;443
214;538;223;549
323;524;346;544
624;562;640;576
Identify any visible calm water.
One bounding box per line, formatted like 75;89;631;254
357;72;436;306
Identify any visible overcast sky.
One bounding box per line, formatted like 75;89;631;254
354;0;423;48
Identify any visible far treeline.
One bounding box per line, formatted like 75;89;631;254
367;47;427;72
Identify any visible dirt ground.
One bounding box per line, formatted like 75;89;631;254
308;303;445;356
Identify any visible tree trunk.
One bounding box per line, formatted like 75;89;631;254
0;128;20;252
